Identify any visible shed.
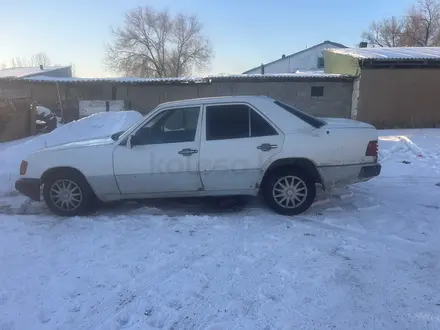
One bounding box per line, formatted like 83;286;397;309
323;47;440;128
15;72;355;122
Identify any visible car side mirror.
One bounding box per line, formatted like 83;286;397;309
127;135;138;149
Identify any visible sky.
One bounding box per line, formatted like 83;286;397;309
0;0;416;78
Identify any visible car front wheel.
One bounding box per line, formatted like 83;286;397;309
263;169;316;216
43;171;93;216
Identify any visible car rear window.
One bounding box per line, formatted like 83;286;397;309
274;100;326;129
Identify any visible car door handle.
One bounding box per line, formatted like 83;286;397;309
257;143;278;152
178;148;198;156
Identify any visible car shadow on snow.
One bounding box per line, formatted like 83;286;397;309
84;186;360;218
93;196;259;217
0;185;377;218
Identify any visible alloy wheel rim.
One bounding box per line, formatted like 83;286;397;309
49;179;83;211
272;175;308;209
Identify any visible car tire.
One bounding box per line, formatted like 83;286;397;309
43;170;94;217
263;168;316;216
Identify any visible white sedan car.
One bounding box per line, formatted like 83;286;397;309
15;96;381;216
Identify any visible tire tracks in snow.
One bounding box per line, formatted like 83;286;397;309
164;220;250;330
298;216;429;252
79;245;214;330
167;220;278;330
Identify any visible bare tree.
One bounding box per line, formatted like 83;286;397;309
404;0;440;46
105;6;213;77
361;0;440;47
11;57;26;68
362;17;406;47
29;52;52;67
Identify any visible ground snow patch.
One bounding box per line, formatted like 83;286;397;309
0;129;440;329
0;111;142;196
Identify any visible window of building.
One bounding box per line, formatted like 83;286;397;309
311;86;324;97
317;56;325;68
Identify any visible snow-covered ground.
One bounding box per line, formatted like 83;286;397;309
0;124;439;329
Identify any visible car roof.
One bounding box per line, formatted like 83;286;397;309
154;95;314;132
158;95;272;107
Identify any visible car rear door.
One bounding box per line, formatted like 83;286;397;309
199;103;284;193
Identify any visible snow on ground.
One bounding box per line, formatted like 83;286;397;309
0;111;142;197
0;128;440;329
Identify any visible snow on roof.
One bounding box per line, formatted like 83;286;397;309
23;71;353;85
24;75;205;84
243;40;347;74
0;66;71;79
325;47;440;60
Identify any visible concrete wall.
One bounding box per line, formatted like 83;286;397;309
245;42;346;74
113;82;352;118
324;51;361;76
357;68;440;128
26;80;353;120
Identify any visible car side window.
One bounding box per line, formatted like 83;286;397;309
250;110;278;137
206;104;249;140
133;107;200;145
205;104;277;141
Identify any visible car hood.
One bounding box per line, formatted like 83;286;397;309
35;136;115;154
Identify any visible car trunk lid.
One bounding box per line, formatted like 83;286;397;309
320;118;375;129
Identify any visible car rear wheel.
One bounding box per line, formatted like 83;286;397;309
263;168;316;216
43;171;93;216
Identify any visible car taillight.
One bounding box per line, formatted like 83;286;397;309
366;141;378;158
20;161;28;175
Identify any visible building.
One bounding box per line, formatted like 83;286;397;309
323;47;440;128
9;73;355;122
0;66;72;80
243;41;347;75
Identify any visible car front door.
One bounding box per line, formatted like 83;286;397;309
199;103;284;193
113;106;203;196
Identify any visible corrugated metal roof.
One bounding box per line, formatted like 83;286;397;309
22;72;353;85
208;72;352;81
325;47;440;60
0;66;71;79
23;75;205;84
